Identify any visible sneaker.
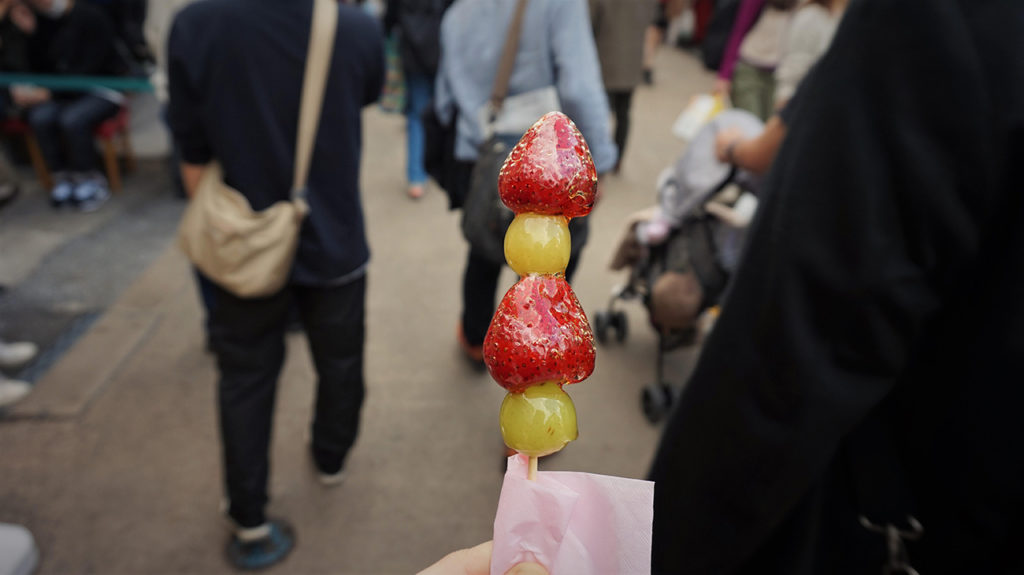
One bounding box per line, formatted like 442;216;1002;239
0;340;38;368
73;178;111;213
456;323;485;371
642;68;654;86
50;179;74;208
225;519;295;571
0;375;31;408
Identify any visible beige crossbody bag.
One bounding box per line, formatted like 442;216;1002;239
177;0;337;299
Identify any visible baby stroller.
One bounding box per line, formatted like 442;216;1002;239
594;109;764;423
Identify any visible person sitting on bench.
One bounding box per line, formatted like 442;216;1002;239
14;0;124;211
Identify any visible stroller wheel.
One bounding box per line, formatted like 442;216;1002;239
594;311;612;344
611;311;629;342
641;383;674;424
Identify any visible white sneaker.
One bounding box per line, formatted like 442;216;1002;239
0;340;37;368
50;179;74;208
73;177;111;213
317;469;347;487
0;376;31;408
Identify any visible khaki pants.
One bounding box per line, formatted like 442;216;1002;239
730;60;775;122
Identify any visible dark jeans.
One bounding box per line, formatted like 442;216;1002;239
461;249;582;347
25;95;119;174
607;90;634;166
194;270;218;334
161;103;185;197
209;276;367;528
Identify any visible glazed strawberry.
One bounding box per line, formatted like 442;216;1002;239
484;275;595;393
498;112;597;218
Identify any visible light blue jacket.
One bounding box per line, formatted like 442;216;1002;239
435;0;619;173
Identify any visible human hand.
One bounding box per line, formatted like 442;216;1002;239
712;77;731;98
10;1;35;34
714;128;744;164
705;191;758;228
417;541;548;575
11;85;50;107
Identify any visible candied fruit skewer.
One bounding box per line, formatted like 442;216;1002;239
483;112;599;479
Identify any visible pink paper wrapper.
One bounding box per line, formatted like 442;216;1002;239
491;454;655;575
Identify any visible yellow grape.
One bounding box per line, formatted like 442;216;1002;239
500;381;578;457
504;213;571;277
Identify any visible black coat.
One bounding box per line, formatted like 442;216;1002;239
29;2;122;76
648;0;1024;573
0;19;30;73
82;0;153;65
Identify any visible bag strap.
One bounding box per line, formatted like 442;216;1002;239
292;0;339;199
487;0;530;122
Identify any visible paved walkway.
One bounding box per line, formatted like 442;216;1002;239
0;48;712;574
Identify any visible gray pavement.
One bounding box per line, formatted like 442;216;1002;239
0;159;184;385
0;48;712;574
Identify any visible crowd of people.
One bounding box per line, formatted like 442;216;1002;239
0;0;149;409
2;0;1022;573
427;0;1024;573
0;0;148;212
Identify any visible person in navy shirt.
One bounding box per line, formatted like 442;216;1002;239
167;0;384;569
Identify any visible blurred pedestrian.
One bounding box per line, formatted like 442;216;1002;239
711;0;846;176
140;0;195;199
640;0;684;85
81;0;153;71
649;0;1024;572
434;0;617;366
0;0;32;76
383;0;447;199
590;0;656;174
772;0;846;106
17;0;125;211
713;0;796;121
167;0;384;569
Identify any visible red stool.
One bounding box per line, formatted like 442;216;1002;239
93;107;135;193
1;106;135;193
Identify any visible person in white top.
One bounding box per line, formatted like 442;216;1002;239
714;0;848;176
774;0;847;105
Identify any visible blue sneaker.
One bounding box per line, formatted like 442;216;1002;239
225;519;295;571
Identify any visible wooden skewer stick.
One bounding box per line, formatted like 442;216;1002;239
528;456;538;481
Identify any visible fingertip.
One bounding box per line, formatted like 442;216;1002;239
504;562;549;575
